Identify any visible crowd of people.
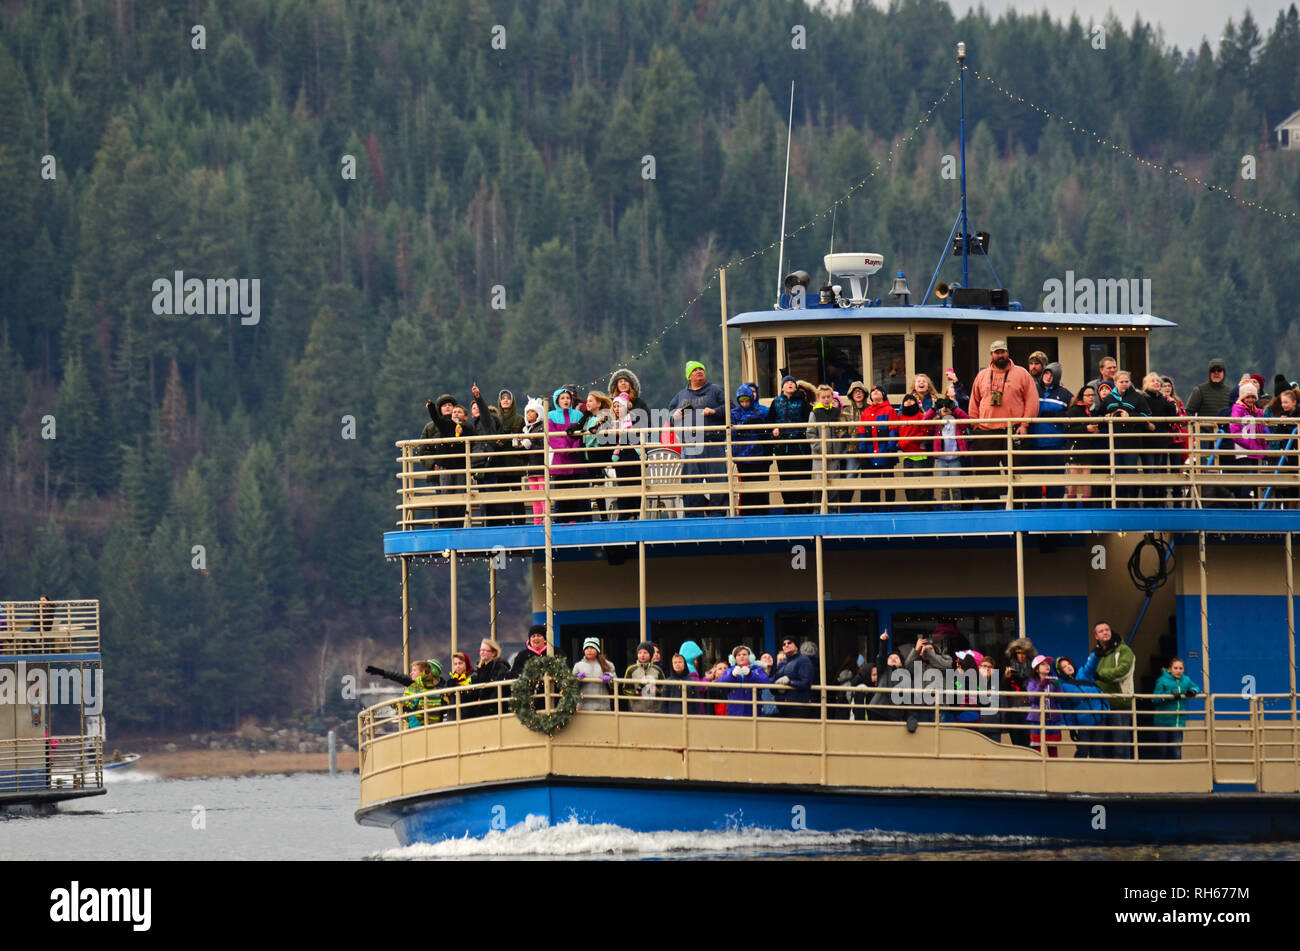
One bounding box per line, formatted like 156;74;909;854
415;347;1300;521
367;620;1201;759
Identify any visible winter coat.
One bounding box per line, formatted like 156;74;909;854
421;398;472;472
1023;676;1064;727
1140;388;1179;454
731;384;771;459
513;418;546;474
714;664;773;717
768;384;815;455
467;656;513;717
1097;386;1152;448
772;650;815;704
857;401;898;466
1186;362;1232;418
894;406;931;457
510;643;549;678
1055;660;1110;727
1066;402;1101;467
1229;401;1268;459
608;369;651;419
667;380;727;443
1030;368;1072;450
969;359;1039;429
1151;670;1201;728
572;658;614;711
661;669;704;715
621;662;665;713
546;389;586;476
401;672;445;727
1089;639;1135;706
924;407;971;456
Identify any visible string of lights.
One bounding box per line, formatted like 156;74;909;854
966;65;1298;221
580;80;960;388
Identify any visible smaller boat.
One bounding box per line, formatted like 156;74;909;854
104;751;141;772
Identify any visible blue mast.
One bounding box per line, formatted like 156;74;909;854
957;40;969;290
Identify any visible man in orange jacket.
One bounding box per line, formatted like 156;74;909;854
968;340;1039;505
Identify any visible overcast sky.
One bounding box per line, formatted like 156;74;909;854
940;1;1293;53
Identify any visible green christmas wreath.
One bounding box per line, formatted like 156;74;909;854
510;654;579;736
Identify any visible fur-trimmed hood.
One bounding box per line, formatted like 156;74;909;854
608;368;643;401
1005;637;1037;660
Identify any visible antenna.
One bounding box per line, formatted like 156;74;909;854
829;206;836;255
776;81;795;304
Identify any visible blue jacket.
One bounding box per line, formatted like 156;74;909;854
715;665;773;717
730;384;770;458
773;651;815;704
1055;678;1110;727
768;390;812;455
1030;376;1073;449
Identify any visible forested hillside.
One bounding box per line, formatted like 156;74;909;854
2;0;1299;731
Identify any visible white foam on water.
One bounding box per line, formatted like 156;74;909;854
103;769;159;784
375;813;1048;859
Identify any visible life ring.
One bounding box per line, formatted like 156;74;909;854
510;655;579;736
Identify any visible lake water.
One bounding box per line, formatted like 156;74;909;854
3;771;1298;860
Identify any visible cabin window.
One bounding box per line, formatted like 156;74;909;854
889;612;1019;660
1121;336;1147;382
753;337;778;398
775;609;879;670
1083;336;1115;383
650;617;766;672
871;334;907;397
784;335;863;393
1006;336;1057;370
1083;335;1146;383
914;333;945;394
951;323;981;393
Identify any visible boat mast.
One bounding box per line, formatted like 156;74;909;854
957;41;970;290
776;81;795;303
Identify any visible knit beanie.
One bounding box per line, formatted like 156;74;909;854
685;361;706;380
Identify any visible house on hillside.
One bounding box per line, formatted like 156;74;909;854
1277;109;1300;150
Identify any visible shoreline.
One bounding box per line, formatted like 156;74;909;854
121;750;360;780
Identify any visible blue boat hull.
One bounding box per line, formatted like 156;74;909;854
357;778;1300;846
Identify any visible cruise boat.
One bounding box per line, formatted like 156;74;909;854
355;47;1300;846
0;599;106;808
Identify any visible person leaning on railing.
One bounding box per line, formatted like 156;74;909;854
400;660;445;728
1024;655;1064;757
573;637;615;711
1140;372;1179;503
447;652;475;720
856;385;898;509
1265;388;1300;506
514;399;548;525
731;383;771;515
968;341;1038;506
1228;382;1267;504
1097;372;1152;506
422;395;472;527
768;376;816;514
1053;656;1110;758
668;361;728;516
923;391;970;510
546;386;589;522
1150;657;1201;760
622;641;665;713
468;638;513;718
1028;362;1072;504
1084;622;1135;758
713;645;773;717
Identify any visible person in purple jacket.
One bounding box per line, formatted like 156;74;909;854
714;646;773;717
1228;381;1267;505
547;385;588;521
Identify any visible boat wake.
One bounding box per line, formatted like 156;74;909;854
375;814;1051;859
102;770;159;784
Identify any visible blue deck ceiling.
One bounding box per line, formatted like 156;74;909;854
383;509;1300;557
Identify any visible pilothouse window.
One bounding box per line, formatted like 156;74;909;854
871;335;907;397
784;336;863;393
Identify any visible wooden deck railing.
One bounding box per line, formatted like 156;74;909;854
0;600;100;655
392;415;1300;529
0;735;104;794
357;678;1300;794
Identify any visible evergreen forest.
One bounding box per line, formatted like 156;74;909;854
2;0;1299;732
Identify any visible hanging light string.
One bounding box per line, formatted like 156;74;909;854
582;79;960;387
966;65;1297;221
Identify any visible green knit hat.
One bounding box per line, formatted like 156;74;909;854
685;360;706;380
